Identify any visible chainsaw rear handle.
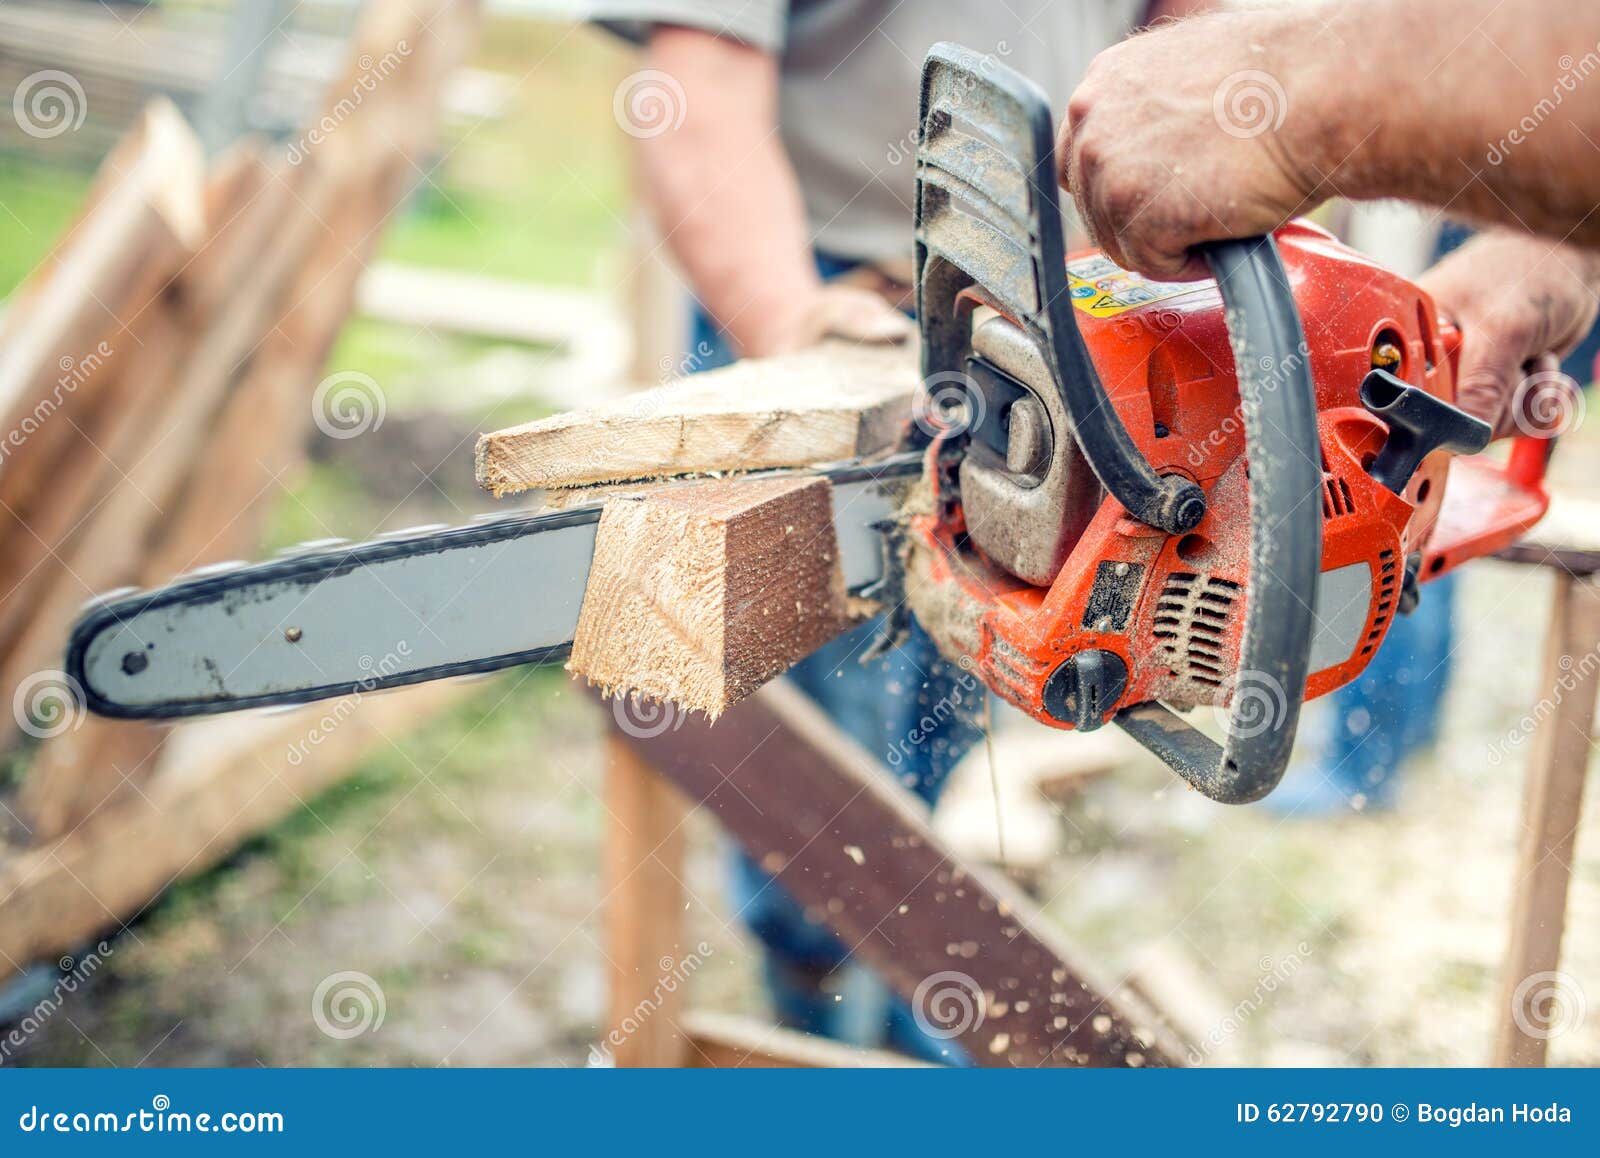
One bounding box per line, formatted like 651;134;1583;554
915;43;1322;803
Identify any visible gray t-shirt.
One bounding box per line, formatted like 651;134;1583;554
589;0;1145;266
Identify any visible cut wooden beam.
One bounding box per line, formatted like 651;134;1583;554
569;475;855;720
474;340;915;496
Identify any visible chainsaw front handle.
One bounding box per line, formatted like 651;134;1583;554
914;42;1206;537
1114;237;1322;804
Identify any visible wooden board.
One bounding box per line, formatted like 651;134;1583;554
569;475;854;719
474;340;915;496
608;680;1177;1067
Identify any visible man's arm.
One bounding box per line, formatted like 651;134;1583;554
636;26;908;357
1059;0;1600;280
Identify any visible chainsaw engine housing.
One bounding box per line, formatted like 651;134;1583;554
913;222;1457;725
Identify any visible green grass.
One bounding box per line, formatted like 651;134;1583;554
0;157;93;295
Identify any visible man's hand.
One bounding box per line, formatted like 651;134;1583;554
1419;233;1600;439
1058;8;1338;279
1059;0;1600;275
747;282;914;357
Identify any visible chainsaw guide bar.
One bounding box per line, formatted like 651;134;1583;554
66;456;921;720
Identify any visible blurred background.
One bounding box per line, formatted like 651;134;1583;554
0;0;1595;1068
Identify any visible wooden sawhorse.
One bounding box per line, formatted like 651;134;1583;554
598;681;1173;1068
1493;512;1600;1065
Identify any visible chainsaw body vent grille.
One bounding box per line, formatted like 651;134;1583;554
1360;549;1399;657
1322;474;1356;519
1151;571;1242;692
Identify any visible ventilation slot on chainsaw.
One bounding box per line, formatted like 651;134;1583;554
1321;473;1356;520
1151;572;1242;691
1361;549;1399;657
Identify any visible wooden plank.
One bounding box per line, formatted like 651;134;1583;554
0;145;266;694
602;734;691;1067
474;340;915;496
357;262;623;352
1492;574;1600;1066
11;0;483;835
1497;494;1600;576
682;1010;926;1068
0;154;314;735
0;98;202;431
608;679;1176;1068
0;101;206;651
0;681;469;978
570;476;854;720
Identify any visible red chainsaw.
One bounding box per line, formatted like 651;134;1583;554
64;44;1551;805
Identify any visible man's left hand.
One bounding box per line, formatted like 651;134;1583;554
1418;233;1600;439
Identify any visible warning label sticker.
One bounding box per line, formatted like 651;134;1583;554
1065;255;1205;318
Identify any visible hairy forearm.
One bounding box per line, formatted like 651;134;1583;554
635;27;819;356
1315;0;1600;245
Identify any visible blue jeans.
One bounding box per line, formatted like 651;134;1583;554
692;257;983;1062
